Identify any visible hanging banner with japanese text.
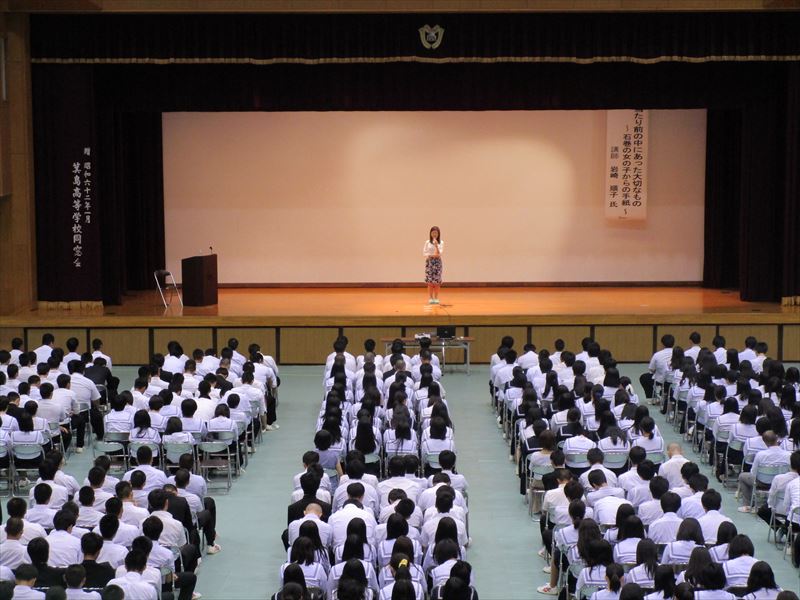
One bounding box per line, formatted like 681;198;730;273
605;109;648;220
33;65;102;301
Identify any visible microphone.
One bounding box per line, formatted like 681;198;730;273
209;246;214;254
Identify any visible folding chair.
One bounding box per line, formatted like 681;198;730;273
602;452;629;471
784;507;799;561
75;401;93;453
672;389;688;432
767;489;786;545
565;453;588;473
128;441;162;470
0;444;12;496
197;440;234;492
162;442;195;471
712;429;730;472
211;430;241;475
750;464;789;512
11;444;45;494
723;437;744;488
102;431;131;470
526;461;554;517
154;269;183;309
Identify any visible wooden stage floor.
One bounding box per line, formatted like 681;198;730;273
6;286;797;327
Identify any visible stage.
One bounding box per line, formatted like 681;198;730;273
1;287;797;366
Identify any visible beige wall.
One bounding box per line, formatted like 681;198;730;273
0;13;35;315
163;109;707;284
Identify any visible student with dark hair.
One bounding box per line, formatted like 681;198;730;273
661;518;704;564
280;537;327;589
624;539;657;589
644;565;675;600
80;533;116;588
743;562;781;600
709;521;738;562
12;563;44;600
696;562;736;600
574;539;614;596
723;534;758;588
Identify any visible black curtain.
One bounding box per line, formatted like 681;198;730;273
29;13;800;303
95;111;165;304
703;109;741;291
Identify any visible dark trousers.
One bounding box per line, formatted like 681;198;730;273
639;372;654;399
179;543;201;572
198;497;217;546
71;408;105;447
163;571;197;600
266;395;278;425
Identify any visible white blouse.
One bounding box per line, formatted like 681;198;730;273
423;240;444;257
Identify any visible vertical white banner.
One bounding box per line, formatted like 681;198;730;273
606;109;648;220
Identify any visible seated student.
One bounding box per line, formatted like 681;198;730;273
27;483;57;528
677;473;710;519
741;561;782;600
1;498;46;545
103;498;138;547
83;455;119;495
695;562;737;600
697;488;732;544
78;533;114;588
76;486;104;529
723;534;758;588
146;396;168;431
420;494;468;550
426;450;467;494
96;515;129;569
618;447;647;493
375;498;422;545
625;539;658;589
630;416;664;456
603;504;634;545
642;564;675;600
25;537;67;587
575;539;615;595
178;398;207;438
661;517;704;564
637;476;668;526
85;466;114;511
290;463;332;505
376;514;422;568
107;549;158;600
147;489;201;573
174;468;221;554
626;460;657;507
281;537;328;589
64;564;102;600
11;413;49;464
122;446;167;491
288;472;333;527
383;416;419;458
429;560;477;600
274;565;324;600
579;448;619;491
709;521;738;563
379;490;424;533
115;481;149;526
129;410;161;443
586;469;624;508
12;563;45;600
379;546;427;593
0;518;28;569
588;562;624;600
590;479;630;527
46;509;84;567
104;395;133;433
612;516;645;564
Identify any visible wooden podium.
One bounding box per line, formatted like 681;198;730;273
181;254;218;306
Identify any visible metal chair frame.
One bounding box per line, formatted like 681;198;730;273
154;269;183;309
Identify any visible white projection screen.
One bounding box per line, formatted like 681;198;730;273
163;110;706;284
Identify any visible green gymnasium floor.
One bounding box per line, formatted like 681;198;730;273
36;364;800;600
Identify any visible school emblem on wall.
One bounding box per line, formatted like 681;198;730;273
419;25;445;50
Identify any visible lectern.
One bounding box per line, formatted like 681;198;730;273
181;254;218;306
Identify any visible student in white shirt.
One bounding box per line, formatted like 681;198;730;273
697;488;732;544
588;562;624;600
644;334;674;402
563;423;597;473
625;539;658;589
630;417;665;456
658;443;690;489
10;564;45;600
741;561;782;600
737;430;790;512
107;549;157;600
0;518;28;569
76;487;104;529
661;517;704;565
46;509;84;567
64;564;102;600
647;491;684;543
722;534;758;588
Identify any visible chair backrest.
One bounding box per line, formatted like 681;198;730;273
727;438;744;452
94;441;125;455
603;452;629;469
755;463;789;484
163;442;194;464
715;430;730;442
198;441;229;455
12;443;44;461
105;431;130;443
425;453;442;469
566;452;588;465
211;430;236;442
128;441;160;457
646;452;666;465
